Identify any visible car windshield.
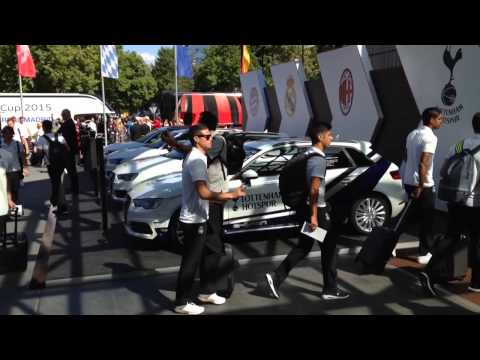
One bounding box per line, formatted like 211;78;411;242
244;144;262;160
162;140;191;160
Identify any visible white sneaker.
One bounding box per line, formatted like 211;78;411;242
174;302;205;315
417;252;433;265
197;293;226;305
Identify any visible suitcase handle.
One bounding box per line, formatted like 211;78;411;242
392;198;414;233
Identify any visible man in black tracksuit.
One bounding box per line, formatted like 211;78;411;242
58;109;79;195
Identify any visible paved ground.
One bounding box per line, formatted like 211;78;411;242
1;165;479;315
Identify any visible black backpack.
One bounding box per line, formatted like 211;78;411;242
208;134;246;177
279;151;323;209
225;135;246;175
43;134;67;171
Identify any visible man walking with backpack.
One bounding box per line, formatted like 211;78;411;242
35;120;69;216
420;113;480;295
400;107;444;265
58;109;79;196
264;123;350;301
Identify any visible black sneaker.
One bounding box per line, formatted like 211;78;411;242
321;288;350;300
265;272;280;299
419;271;439;297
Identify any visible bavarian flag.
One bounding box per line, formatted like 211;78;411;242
241;45;250;74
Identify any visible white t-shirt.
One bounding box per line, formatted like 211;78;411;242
400;125;438;188
87;121;97;134
35;133;67;166
0;140;24;172
180;147;209;224
17;122;30;138
0;149;14;216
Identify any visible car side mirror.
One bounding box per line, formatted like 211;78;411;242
241;169;258;186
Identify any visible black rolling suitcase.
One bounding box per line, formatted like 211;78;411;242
0;209;28;275
356;199;413;275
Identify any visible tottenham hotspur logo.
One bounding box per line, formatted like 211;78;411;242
441;45;462;106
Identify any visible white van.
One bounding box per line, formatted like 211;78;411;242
0;93;114;136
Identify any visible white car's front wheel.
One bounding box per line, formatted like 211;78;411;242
350;194;391;235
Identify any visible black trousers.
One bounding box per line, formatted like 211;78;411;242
7;171;21;203
175;221;207;306
65;152;79;195
403;185;435;256
199;202;227;294
427;204;480;287
274;206;339;292
47;166;64;207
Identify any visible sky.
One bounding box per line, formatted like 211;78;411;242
124;45;173;65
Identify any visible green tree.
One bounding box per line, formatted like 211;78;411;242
151;47;193;94
194;45;259;92
0;45;158;113
105;48;158;113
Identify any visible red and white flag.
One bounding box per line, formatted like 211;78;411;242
16;45;36;78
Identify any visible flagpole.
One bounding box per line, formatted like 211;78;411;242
100;46;108;146
174;45;178;124
18;75;24;119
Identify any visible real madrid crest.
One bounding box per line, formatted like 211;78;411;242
249;87;259;117
284;75;296;117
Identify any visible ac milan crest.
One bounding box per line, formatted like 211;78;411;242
339;68;354;116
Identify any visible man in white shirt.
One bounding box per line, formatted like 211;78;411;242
174;124;246;315
35;120;69;215
400;107;444;265
1;126;26;203
0;147;17;217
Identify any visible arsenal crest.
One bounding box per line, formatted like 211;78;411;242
339;68;354;116
284;75;296;117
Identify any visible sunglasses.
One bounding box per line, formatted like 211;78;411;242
196;134;212;140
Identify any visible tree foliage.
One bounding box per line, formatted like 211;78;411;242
0;45;158;113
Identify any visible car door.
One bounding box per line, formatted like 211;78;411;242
324;146;358;199
225;145;304;225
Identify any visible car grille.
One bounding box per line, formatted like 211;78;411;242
114;190;127;199
129;222;153;235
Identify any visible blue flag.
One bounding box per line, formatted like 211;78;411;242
176;45;193;78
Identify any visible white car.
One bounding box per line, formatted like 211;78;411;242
105;128;189;176
103;126;185;156
125;138;407;245
110;130;286;202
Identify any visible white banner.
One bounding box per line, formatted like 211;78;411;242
271;61;312;137
397;45;480;206
317;45;381;142
240;70;270;132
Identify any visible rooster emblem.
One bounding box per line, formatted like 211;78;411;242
441;45;462;106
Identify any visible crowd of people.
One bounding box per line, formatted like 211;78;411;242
1;106;479;313
159;109;480;315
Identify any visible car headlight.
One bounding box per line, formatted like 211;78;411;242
133;198;163;209
109;158;124;165
117;173;138;181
